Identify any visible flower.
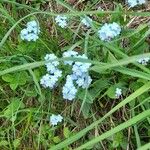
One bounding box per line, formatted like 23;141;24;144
40;54;62;89
62;75;77;101
98;22;121;41
55;15;68;28
50;114;63;126
81;17;93;28
63;50;78;65
138;0;146;5
40;72;61;89
72;54;92;89
44;54;59;73
127;0;138;7
76;73;92;89
127;0;146;7
138;57;150;65
20;20;40;41
115;88;122;98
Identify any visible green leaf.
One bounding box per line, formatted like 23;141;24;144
53;136;61;144
63;127;70;139
13;139;20;148
78;79;109;103
2;74;13;82
4;98;25;119
0;140;9;146
106;82;126;99
2;71;28;90
81;103;91;119
112;141;119;148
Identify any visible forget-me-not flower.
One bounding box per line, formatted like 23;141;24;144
20;20;40;41
81;17;93;28
127;0;146;7
72;54;92;89
115;88;122;98
50;114;63;126
63;50;78;65
44;54;59;73
138;57;150;65
62;75;77;101
55;15;68;28
40;54;62;89
98;22;121;41
40;70;62;89
138;0;146;5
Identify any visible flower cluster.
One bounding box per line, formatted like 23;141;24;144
62;75;77;100
50;114;63;126
98;22;121;41
81;17;93;28
72;54;92;88
40;54;62;89
55;15;68;28
20;20;40;41
63;50;78;65
127;0;146;7
40;50;92;101
62;53;92;101
115;88;122;98
138;57;150;65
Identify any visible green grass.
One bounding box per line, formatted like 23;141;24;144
0;0;150;150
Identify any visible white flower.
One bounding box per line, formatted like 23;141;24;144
55;15;68;28
62;75;77;101
63;50;78;65
50;114;63;126
138;57;150;65
81;17;93;28
20;20;40;41
115;88;122;98
98;22;121;41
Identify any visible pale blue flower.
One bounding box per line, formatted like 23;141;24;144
138;57;150;65
63;50;78;65
81;17;92;28
40;73;59;89
62;75;77;101
115;88;122;98
127;0;146;7
20;29;28;40
54;69;62;78
44;54;59;73
50;114;63;126
138;0;146;4
127;0;138;7
76;74;92;89
72;54;92;89
20;20;40;41
55;15;68;28
40;54;62;89
98;22;121;41
72;54;91;75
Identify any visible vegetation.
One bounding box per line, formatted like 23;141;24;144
0;0;150;149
